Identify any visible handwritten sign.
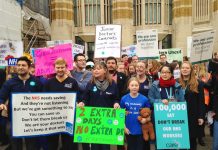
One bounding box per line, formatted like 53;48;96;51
190;30;215;63
154;102;190;149
74;107;125;145
34;43;73;76
95;25;121;58
136;29;159;59
73;44;84;55
0;40;23;66
12;93;76;137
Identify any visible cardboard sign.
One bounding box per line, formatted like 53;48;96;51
95;25;121;58
121;45;136;57
0;40;23;66
47;40;84;56
12;93;77;137
154;102;190;149
34;43;73;76
74;107;125;145
190;30;215;63
159;48;183;63
136;29;159;59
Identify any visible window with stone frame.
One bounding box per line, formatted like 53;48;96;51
85;0;101;26
133;0;142;26
193;0;210;23
145;0;161;24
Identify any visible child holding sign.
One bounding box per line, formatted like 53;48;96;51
120;77;150;150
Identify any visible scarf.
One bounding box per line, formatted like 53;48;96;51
95;80;109;91
159;77;176;88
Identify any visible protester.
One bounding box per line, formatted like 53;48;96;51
212;71;218;150
117;62;127;75
179;62;205;150
127;63;136;78
148;64;184;105
106;56;127;99
120;77;150;150
146;59;161;82
0;56;43;150
131;55;139;63
44;58;79;150
159;54;169;65
78;62;120;150
70;53;92;150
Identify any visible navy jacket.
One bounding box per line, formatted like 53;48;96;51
0;75;43;104
82;81;119;107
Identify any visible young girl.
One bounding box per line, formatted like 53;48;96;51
120;77;150;150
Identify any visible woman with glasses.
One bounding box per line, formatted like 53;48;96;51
148;64;184;105
179;62;205;150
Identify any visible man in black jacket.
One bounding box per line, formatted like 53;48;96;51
106;57;127;100
0;57;43;150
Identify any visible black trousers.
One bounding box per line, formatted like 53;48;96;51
47;134;78;150
91;144;110;150
126;134;144;150
11;137;38;150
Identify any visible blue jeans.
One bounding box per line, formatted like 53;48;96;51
213;120;218;150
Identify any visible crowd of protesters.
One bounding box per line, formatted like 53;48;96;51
0;52;218;150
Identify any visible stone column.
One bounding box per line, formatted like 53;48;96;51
172;0;192;56
51;0;74;41
112;0;134;47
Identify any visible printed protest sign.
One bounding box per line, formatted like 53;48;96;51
34;43;73;76
190;30;215;63
0;40;23;66
121;45;136;57
12;93;77;137
95;25;121;58
154;102;190;149
8;58;18;66
74;107;125;145
136;29;159;59
47;40;84;56
159;48;183;63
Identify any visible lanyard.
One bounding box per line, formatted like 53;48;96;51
165;87;173;99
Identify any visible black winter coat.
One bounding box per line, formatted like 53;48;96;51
184;81;205;138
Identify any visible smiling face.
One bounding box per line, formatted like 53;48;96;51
181;63;191;76
55;64;67;77
136;62;146;76
160;66;172;80
17;61;29;76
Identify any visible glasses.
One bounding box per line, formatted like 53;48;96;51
161;72;171;74
77;59;86;62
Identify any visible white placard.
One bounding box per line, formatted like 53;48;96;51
73;44;84;55
95;25;121;58
0;40;23;66
190;30;215;63
187;36;192;58
121;45;136;57
136;29;159;58
12;93;76;137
